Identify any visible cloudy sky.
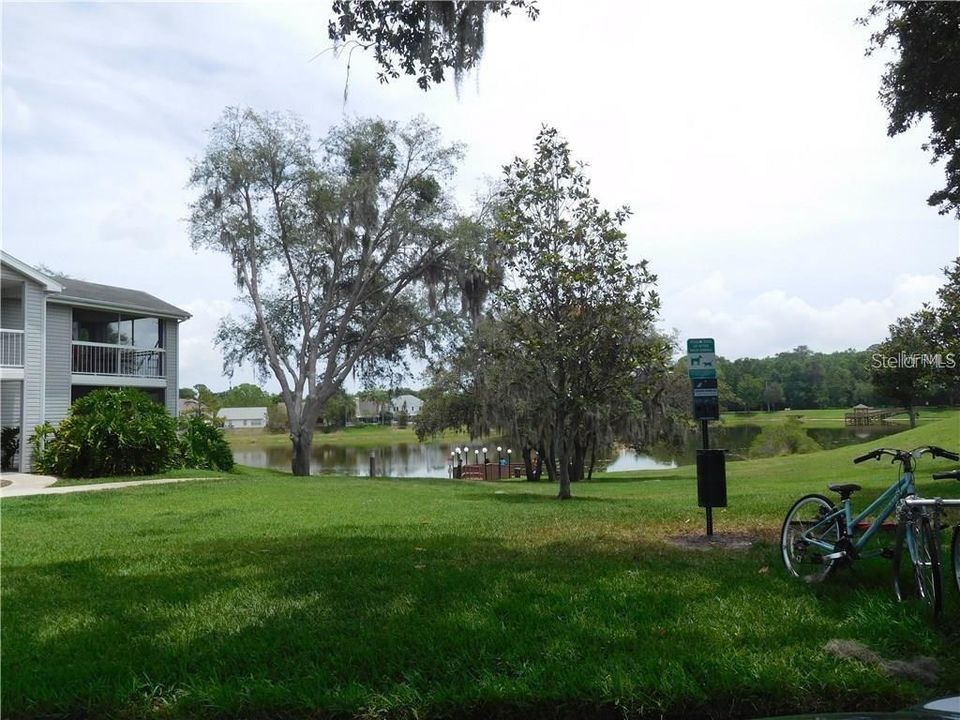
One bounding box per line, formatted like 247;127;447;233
3;1;958;392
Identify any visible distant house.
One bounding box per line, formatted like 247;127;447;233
218;406;268;429
355;397;387;423
391;394;423;417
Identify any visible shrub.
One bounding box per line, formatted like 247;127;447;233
266;403;289;433
1;426;20;470
750;418;821;458
39;389;180;478
28;422;56;474
178;415;234;471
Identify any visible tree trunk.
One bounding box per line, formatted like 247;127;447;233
523;445;536;481
557;456;572;499
541;444;553;482
571;436;585;482
553;437;571;499
291;430;313;476
907;404;917;428
586;434;597;482
534;450;543;481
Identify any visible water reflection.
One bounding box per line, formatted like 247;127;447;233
236;424;905;477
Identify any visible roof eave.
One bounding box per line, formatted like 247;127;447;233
48;294;191;320
0;251;65;293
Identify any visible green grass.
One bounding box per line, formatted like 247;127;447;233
226;424;471;449
50;466;232;487
3;413;959;719
720;407;955;429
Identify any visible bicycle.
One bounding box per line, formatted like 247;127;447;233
902;466;960;607
940;469;960;596
780;446;959;602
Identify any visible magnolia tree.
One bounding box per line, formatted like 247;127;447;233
189;109;464;474
494;127;666;499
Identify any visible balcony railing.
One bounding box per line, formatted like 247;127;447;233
72;341;164;378
0;329;24;367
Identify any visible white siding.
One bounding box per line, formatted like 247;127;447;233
44;304;72;428
164;319;178;416
0;380;21;424
21;279;46;470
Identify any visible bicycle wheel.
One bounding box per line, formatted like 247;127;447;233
781;494;841;583
907;516;942;616
952;524;960;595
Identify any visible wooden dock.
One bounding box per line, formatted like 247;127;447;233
456;463;526;480
844;407;906;426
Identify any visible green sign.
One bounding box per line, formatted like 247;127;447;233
687;338;717;378
687;338;715;354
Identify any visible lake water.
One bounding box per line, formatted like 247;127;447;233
234;424;904;477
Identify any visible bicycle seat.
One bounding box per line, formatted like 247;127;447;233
828;483;861;498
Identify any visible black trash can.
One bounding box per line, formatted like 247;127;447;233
696;449;727;508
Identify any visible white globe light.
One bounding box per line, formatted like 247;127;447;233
497;446;502;452
482;447;488;453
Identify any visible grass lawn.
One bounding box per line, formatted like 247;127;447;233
225;424;472;449
3;413;959;719
50;466;233;488
720;407;955;429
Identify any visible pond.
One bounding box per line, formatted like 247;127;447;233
234;423;905;477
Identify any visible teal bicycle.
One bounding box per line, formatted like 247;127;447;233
780;446;959;604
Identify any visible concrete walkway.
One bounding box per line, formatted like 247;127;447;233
0;473;222;498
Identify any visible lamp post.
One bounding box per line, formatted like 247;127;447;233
497;446;503;478
450;450;456;478
507;448;512;477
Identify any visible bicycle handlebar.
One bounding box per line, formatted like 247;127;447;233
852;446;958;465
932;469;960;481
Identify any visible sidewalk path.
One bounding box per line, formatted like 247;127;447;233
0;473;222;498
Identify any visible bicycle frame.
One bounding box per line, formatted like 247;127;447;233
801;471;916;559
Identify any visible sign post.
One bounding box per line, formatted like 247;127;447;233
687;338;725;536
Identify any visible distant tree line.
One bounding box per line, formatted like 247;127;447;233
715;258;959;419
714;347;878;412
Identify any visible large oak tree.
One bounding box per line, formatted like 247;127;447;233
328;0;539;90
189;108;462;474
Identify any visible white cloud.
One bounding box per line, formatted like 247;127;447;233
666;272;944;358
2;0;957;388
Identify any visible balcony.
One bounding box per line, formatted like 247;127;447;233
72;341;164;379
0;329;24;367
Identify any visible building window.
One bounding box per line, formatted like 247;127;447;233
73;310;164;348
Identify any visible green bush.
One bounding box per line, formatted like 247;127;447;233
28;422;56;474
36;389;180;478
1;426;20;470
178;415;234;471
750;418;821;458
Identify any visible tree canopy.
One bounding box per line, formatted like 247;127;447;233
220;383;274;408
328;0;539;90
863;2;960;216
871;257;960;422
189;108;465;474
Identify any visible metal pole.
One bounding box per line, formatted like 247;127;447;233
369;452;375;478
702;418;712;537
